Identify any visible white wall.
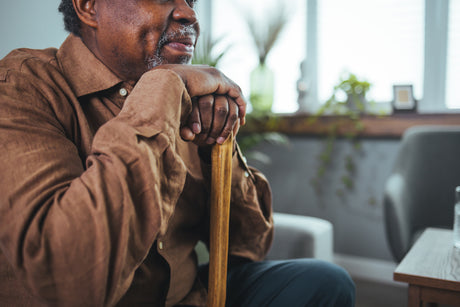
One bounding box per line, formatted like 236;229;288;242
0;1;68;58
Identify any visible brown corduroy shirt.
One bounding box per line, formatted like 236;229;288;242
0;34;273;307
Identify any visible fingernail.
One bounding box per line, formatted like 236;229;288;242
193;123;201;134
206;137;215;144
216;137;225;144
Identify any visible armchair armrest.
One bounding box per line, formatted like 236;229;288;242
266;212;333;262
196;212;334;264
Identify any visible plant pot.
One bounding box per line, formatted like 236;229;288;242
250;64;274;114
346;93;366;113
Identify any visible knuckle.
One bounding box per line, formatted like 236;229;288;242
199;101;212;111
215;107;228;116
222;126;232;134
205;66;220;78
220;127;232;137
198;96;213;108
228;113;238;122
230;100;240;113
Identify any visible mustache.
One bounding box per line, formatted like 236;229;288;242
159;25;198;48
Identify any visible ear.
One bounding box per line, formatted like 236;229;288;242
72;0;98;29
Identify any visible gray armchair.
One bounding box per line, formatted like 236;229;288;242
196;212;334;264
383;125;460;262
266;212;333;262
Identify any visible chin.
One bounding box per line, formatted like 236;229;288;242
145;55;191;69
177;55;192;65
167;54;192;65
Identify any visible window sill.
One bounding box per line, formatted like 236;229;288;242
240;113;460;138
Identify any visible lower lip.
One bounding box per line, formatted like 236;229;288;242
165;42;194;56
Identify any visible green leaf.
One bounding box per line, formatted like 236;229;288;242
192;33;230;67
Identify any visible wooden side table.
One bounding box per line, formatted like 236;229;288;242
394;228;460;307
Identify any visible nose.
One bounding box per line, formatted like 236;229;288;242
172;0;198;25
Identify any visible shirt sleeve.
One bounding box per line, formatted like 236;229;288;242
227;146;274;261
0;68;191;306
199;144;274;261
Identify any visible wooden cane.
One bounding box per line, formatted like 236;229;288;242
207;133;233;307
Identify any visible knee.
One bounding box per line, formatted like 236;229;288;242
308;260;355;307
281;259;355;307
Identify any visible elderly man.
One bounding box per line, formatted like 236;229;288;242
0;0;354;306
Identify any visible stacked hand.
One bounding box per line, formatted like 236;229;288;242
153;64;246;147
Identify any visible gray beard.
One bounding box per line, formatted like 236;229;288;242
146;55;164;70
145;25;196;69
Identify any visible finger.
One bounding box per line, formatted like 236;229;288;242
206;95;229;145
202;70;245;121
197;95;214;139
232;117;240;137
216;98;238;144
188;98;202;134
180;126;195;142
226;84;247;125
214;76;246;125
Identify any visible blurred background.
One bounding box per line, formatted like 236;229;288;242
3;1;460;306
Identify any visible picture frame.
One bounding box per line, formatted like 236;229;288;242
392;85;416;113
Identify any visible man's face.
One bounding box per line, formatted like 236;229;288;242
92;0;199;82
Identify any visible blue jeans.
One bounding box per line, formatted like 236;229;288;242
199;258;355;307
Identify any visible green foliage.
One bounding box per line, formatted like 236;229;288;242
238;112;290;164
191;33;229;67
309;73;371;195
334;73;371;97
316;73;372;116
238;131;289;153
238;132;289;164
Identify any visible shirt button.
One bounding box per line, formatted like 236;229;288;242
158;241;164;250
119;88;128;97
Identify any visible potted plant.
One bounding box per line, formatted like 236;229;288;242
244;2;289;115
309;73;373;195
330;73;370;113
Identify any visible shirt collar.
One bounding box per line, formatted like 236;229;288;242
56;34;123;98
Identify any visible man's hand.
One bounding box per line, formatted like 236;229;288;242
153;64;246;145
180;95;239;145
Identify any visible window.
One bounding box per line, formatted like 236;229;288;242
201;0;458;113
317;0;424;106
446;0;460;109
207;0;306;113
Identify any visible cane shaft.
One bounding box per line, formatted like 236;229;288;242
207;133;233;307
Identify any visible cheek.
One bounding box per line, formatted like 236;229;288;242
101;31;147;80
107;31;140;63
98;3;169;78
142;31;162;56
